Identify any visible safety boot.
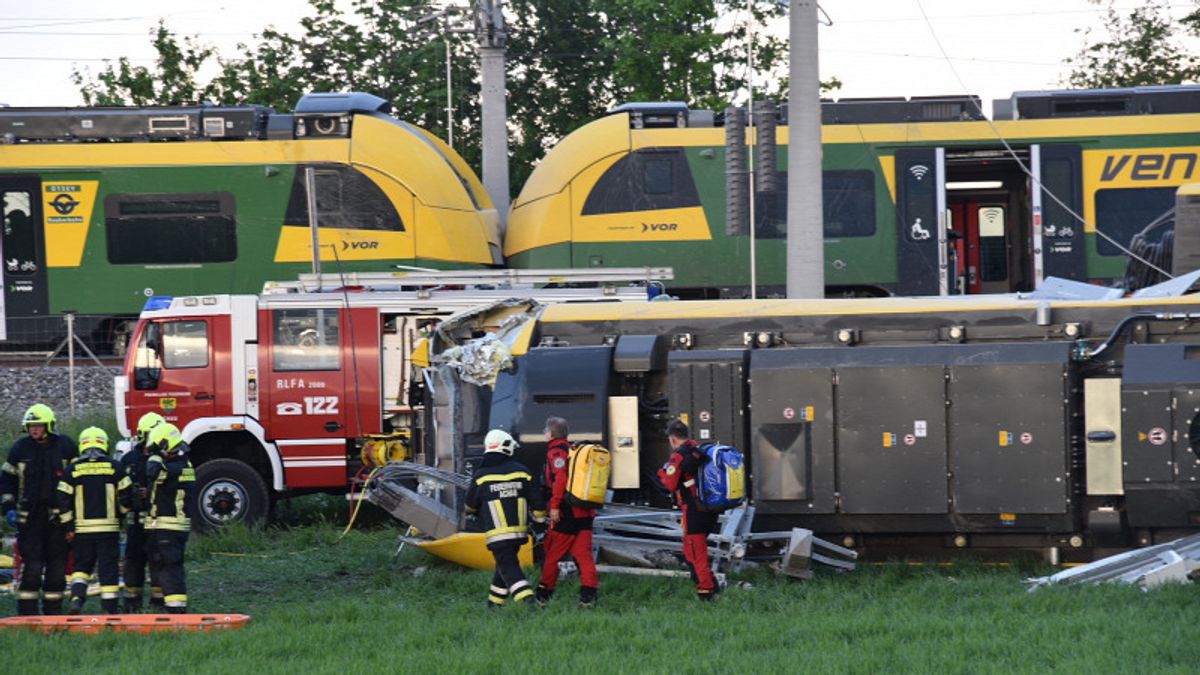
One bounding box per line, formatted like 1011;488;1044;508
534;584;553;608
578;586;598;609
122;597;143;614
67;597;84;615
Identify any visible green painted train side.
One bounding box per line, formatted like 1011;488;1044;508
506;109;1200;295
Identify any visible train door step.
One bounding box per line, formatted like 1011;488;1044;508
0;613;252;634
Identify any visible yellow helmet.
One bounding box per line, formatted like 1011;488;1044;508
78;426;109;454
136;412;166;442
22;403;56;434
147;422;184;455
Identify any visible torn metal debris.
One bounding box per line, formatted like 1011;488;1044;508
1025;533;1200;591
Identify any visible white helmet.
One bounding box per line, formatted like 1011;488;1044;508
484;429;518;455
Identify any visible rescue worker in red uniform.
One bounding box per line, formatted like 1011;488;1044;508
656;419;719;600
58;427;132;614
145;423;195;614
535;416;599;608
465;429;546;608
1;404;78;615
120;412;165;612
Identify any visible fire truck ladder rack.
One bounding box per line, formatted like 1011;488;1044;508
262;267;674;295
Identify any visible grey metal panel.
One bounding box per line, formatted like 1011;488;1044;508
667;350;747;449
1123;345;1200;386
1121;389;1174;483
837;365;948;514
750;367;832;505
949;362;1069;514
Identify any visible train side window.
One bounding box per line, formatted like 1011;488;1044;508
2;190;36;277
752;170;877;239
1094;187;1175;256
272;309;341;372
284;164;405;231
581;148;701;215
106;193;237;265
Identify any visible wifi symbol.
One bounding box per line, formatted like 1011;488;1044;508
981;208;1001;225
909;165;930;181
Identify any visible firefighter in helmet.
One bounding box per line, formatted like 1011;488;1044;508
1;404;78;615
144;422;195;614
57;427;132;614
119;411;165;612
464;429;546;608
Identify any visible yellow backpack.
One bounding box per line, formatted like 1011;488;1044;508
565;443;611;508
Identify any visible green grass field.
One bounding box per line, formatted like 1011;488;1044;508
2;493;1199;675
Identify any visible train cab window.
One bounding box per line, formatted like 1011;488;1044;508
284;164;405;231
1094;187;1175;256
106;193;237;265
2;190;36;277
272;309;341;372
644;159;674;195
133;319;208;390
581;148;701;215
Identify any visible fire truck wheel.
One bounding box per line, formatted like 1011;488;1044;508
193;459;269;531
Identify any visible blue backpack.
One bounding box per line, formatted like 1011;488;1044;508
696;444;746;511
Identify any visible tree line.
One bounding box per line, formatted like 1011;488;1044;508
73;0;1200;195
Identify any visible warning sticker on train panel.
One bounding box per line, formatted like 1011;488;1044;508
903;434;916;446
1020;432;1033;445
998;431;1014;447
914;420;927;438
1148;427;1168;446
783;407;795;420
883;432;897;448
699;410;711;423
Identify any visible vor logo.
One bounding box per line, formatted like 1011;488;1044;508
641;222;678;233
341;240;380;251
49;193;80;215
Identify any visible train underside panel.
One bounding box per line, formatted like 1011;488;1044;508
429;295;1200;545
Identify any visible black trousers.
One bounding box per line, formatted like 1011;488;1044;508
123;521;159;606
149;530;189;613
16;507;69;615
71;534;120;613
487;540;532;605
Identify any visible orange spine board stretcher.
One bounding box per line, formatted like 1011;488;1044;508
0;613;252;634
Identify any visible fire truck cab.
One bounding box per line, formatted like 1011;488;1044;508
112;270;666;529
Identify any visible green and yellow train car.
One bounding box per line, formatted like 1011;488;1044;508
0;92;499;348
506;86;1200;297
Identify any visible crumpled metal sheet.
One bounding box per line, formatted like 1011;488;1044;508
434;333;513;387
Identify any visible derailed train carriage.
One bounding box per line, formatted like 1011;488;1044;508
425;288;1200;555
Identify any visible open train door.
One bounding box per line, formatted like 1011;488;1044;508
895;148;947;295
1032;144;1086;286
0;175;49;339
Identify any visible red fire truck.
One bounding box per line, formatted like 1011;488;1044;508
113;269;666;529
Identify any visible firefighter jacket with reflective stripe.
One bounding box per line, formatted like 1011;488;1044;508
56;454;133;535
1;434;78;525
145;451;195;532
465;454;545;546
119;443;152;524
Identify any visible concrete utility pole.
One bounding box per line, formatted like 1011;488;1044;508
476;0;510;230
786;0;825;298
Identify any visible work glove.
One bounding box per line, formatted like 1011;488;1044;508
4;510;17;528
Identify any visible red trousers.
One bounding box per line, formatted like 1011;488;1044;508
539;527;599;590
681;508;716;594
